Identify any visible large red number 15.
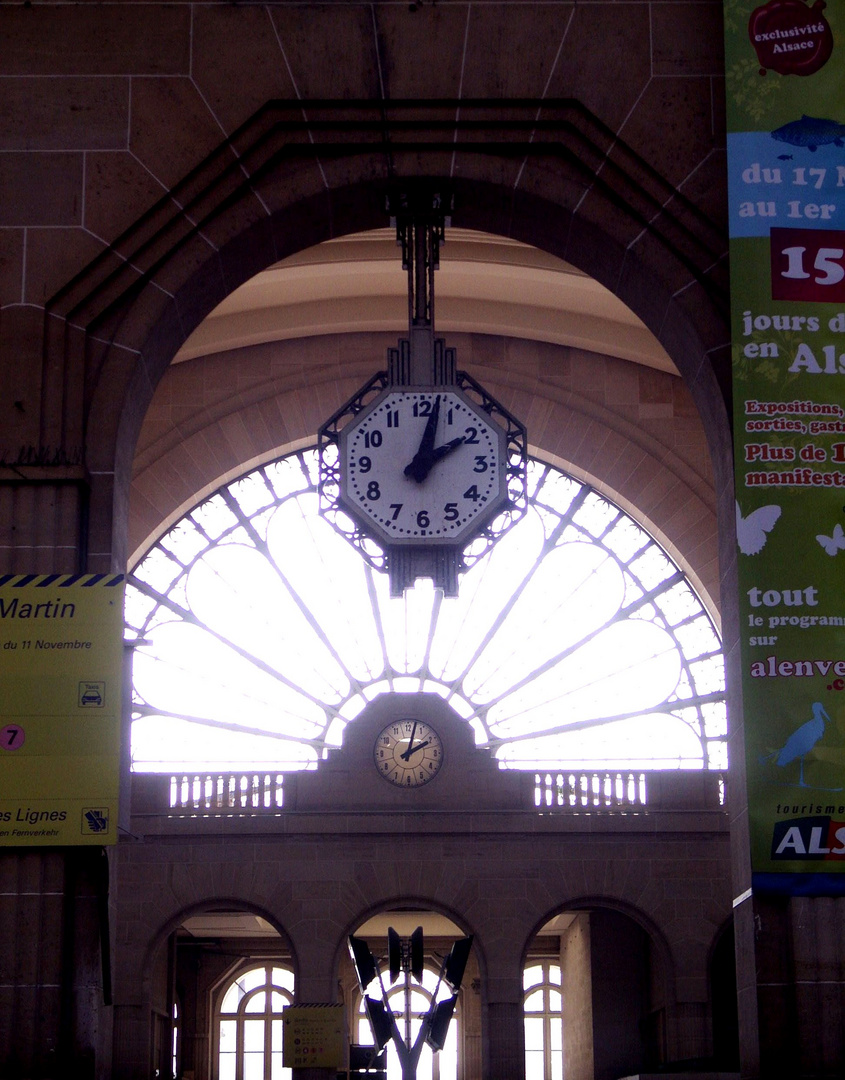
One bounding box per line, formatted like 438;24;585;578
771;227;845;303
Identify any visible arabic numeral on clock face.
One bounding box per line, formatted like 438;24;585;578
417;510;430;528
358;455;372;473
367;481;380;500
444;502;459;521
389;503;402;520
473;455;488;473
364;430;383;448
464;426;480;444
413;399;433;417
463;485;481;502
386;410;399;427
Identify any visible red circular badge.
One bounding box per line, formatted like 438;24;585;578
748;0;833;76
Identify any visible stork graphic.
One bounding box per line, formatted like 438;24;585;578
769;701;832;787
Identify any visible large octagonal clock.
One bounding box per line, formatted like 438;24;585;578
340;388;507;546
318;191;526;595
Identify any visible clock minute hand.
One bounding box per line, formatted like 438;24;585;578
400;721;419;761
419;395;440;456
405;435;464;484
403;396;441;483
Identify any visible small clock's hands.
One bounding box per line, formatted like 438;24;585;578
420;396;439;457
404;397;466;483
401;738;431;760
400;721;418;761
429;435;465;464
404;397;441;483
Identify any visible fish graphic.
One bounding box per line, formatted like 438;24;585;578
772;115;845;152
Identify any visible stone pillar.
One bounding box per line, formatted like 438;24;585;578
560;913;593;1080
751;894;845;1079
113;1002;155;1080
0;851;66;1078
485;1000;524;1080
0;848;111;1080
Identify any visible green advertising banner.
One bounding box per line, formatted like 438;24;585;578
0;574;124;846
725;0;845;892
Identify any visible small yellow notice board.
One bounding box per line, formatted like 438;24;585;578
0;573;125;846
282;1004;346;1069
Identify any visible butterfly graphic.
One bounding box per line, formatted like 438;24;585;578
736;502;781;555
816;523;845;557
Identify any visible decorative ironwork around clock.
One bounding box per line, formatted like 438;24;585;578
318;189;527;595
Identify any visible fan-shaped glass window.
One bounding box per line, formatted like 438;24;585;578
126;450;725;773
217;964;294;1080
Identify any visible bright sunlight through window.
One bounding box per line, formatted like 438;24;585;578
125;450;726;774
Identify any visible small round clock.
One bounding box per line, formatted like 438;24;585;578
374;718;444;787
340;389;507;546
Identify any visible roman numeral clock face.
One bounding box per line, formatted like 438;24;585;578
340;390;507;545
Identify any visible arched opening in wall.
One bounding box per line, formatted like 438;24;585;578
125;448;726;789
215;962;295;1080
150;907;292;1080
128;228;719;617
343;910;480;1080
525;909;663;1080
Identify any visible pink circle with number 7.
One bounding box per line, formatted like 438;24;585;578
0;725;25;750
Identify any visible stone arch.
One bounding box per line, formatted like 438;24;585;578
107;175;729;463
132;897;297;1006
523;894;675;997
524;896;678;1078
44;143;728;571
336;897;485;1079
110;896;296;1080
335;895;484;989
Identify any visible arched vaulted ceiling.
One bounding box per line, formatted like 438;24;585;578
174;228;676;374
132;226;718;621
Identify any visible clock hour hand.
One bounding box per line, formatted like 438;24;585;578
405;432;465;483
429;435;465;464
401;738;431;760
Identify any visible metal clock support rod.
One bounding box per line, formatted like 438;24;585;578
388;189;453;389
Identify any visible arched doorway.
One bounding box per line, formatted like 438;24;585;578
524;908;666;1080
149;907;293;1080
343;909;480;1080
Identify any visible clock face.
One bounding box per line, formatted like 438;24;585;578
340;390;507;545
374;719;444;787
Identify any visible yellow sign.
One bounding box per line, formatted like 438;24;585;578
282;1004;346;1069
0;574;124;846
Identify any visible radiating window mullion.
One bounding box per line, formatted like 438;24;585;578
450;491;590;694
129;447;725;773
130;702;323;748
473;595;633;716
221;489;360;689
490;700;710;749
618;570;687;620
